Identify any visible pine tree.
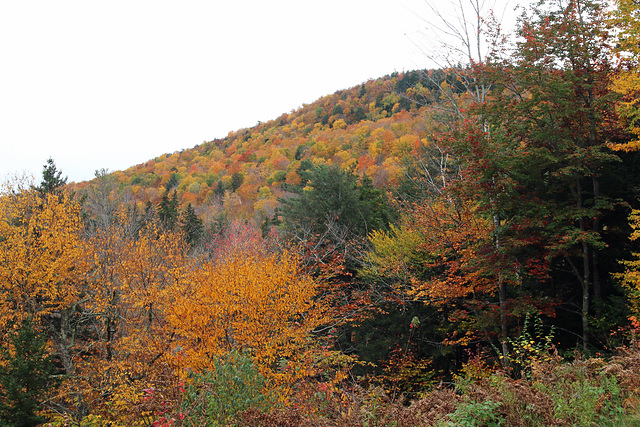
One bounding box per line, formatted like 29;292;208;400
280;164;392;241
34;158;67;195
179;203;204;246
157;189;179;229
165;173;179;190
0;319;57;427
231;172;244;191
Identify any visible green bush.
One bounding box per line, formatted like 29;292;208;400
444;399;503;427
181;351;273;426
536;365;624;426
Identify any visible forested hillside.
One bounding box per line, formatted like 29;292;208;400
69;68;453;228
4;0;640;425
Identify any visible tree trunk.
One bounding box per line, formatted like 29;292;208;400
592;176;602;317
493;212;509;360
499;279;509;360
577;179;590;351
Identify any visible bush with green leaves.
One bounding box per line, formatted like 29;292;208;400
507;313;555;379
180;351;273;426
443;399;503;427
534;361;625;426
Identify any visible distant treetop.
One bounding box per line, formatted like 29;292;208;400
35;158;67;194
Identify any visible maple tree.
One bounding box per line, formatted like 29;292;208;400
0;170;189;423
368;0;628;358
367;190;520;357
43;204;191;423
0;182;91;366
394;0;625;355
370;196;493;301
0;188;84;320
615;209;640;317
0;179;121;420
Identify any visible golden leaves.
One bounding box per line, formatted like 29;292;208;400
610;0;640;151
615;209;640;315
0;190;89;328
166;246;325;388
0;190;328;418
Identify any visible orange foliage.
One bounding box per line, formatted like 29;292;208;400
163;222;328;395
0;193;330;421
368;195;494;304
408;197;494;301
0;187;90;330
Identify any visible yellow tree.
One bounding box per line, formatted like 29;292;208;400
0;184;90;362
615;210;640;316
610;0;640;151
0;188;85;321
0;182;100;419
164;224;327;398
74;218;190;424
367;195;494;303
366;193;526;353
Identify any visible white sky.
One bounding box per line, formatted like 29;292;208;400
0;0;521;183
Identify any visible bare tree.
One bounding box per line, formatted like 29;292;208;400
402;0;516;116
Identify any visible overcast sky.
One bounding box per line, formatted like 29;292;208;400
0;0;520;183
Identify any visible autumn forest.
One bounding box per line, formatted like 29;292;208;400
4;0;640;425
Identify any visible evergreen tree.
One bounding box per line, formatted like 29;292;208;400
280;164;394;273
279;165;396;362
214;181;227;197
157;189;179;229
281;164;392;241
0;319;57;427
179;203;204;246
165;173;179;190
231;172;244;191
34;158;67;195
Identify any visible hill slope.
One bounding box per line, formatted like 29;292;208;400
72;70;451;225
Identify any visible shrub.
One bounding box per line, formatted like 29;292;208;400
533;357;625;426
180;351;273;426
507;312;555;379
444;399;503;426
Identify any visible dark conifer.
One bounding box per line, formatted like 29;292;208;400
34;158;67;195
157;189;179;229
0;319;57;427
179;203;204;246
